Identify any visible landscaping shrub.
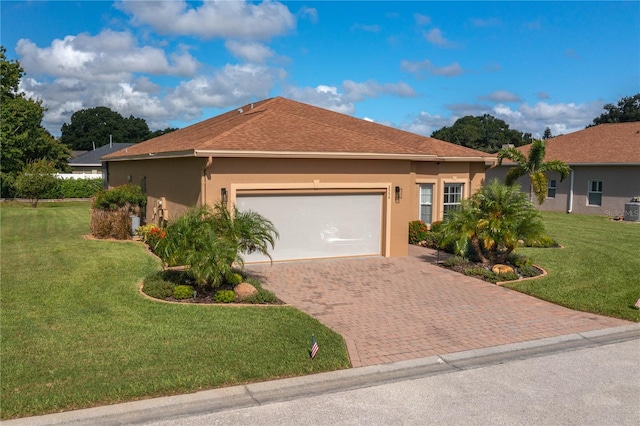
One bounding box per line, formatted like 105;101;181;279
439;180;545;264
464;267;491;278
243;276;264;290
444;255;468;267
91;184;146;240
90;208;131;239
507;252;532;268
92;184;146;212
58;178;102;198
156;203;278;288
13;160;59;207
142;275;175;299
173;285;194;300
409;220;430;244
497;271;520;282
227;272;243;286
463;267;519;283
521;234;559;248
243;289;278;304
518;264;540;278
214;290;236;303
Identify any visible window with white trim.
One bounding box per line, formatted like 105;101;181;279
443;183;463;217
588;180;602;206
547;179;557;199
419;184;433;224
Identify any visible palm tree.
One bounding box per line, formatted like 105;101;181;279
440;180;545;264
156;203;278;288
497;139;570;204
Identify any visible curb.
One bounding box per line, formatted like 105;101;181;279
4;323;638;426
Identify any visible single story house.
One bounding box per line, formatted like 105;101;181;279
103;97;495;262
487;122;640;216
68;143;134;179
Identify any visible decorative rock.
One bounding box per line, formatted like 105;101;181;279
492;264;515;274
234;282;258;299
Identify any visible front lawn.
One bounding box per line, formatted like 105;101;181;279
508;212;640;322
0;202;350;420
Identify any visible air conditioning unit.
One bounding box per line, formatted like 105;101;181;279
623;199;640;222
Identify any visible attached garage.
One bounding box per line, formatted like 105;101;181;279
237;192;384;262
103;97;495;260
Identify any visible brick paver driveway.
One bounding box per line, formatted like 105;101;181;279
246;245;629;367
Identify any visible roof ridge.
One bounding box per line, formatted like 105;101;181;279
198;98;279;148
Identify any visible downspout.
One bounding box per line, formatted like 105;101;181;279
201;156;213;206
567;169;574;213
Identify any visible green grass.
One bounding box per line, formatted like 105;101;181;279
0;202;350;420
507;211;640;322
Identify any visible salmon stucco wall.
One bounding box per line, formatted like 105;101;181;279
107;156;488;258
107;157;207;223
203;157;413;258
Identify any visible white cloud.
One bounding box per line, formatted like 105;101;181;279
537;91;550;100
401;59;465;78
225;40;275;64
414;13;431;26
284;85;355;115
168;64;284;110
471;18;501;27
401;111;452;136
492;101;602;136
401;99;603;139
424;28;458;48
298;6;318;24
117;0;296;40
283;79;415;116
351;23;381;33
342;80;416;102
478;90;522;103
16;30;200;81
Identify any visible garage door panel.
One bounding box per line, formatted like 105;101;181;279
237;193;382;262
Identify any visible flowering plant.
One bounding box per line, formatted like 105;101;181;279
409;220;430;244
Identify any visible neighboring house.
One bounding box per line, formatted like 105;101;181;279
487;122;640;216
103;97;495;262
67;143;134;179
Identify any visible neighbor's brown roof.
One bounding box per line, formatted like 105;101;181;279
104;97;494;162
510;122;640;165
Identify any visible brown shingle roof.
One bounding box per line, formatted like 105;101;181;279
104;97;494;161
512;122;640;164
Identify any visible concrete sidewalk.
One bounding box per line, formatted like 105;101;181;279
5;323;638;426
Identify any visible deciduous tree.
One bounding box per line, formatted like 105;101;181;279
60;106;152;150
590;93;640;126
431;114;533;153
0;46;71;197
14;160;59;207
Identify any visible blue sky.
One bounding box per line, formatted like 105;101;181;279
2;1;639;139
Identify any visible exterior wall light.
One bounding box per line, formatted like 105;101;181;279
221;187;228;204
395;186;402;203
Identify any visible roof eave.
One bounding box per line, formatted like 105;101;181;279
103;149;494;162
103;150;197;162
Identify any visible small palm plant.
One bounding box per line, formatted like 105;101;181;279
497;139;570;204
440;180;545;264
156;202;278;288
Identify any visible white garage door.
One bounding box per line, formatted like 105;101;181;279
236;193;383;262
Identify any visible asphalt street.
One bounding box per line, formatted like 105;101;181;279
143;338;640;426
